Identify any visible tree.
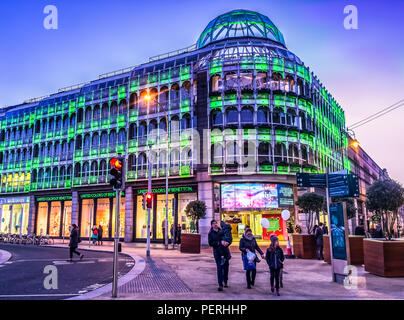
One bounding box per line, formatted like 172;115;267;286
296;192;326;234
366;179;404;240
332;197;357;219
184;200;207;233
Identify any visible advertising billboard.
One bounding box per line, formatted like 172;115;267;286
330;203;347;260
221;183;293;209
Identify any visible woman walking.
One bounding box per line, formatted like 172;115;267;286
239;228;264;289
265;236;285;296
68;224;84;262
97;224;103;246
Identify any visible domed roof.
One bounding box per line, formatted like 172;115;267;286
196;9;286;49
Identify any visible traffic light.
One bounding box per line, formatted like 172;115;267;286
142;194;146;210
109;156;124;190
146;193;152;209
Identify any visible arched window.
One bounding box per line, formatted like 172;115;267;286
63;115;69;131
226;108;238;124
31;169;37;183
54;142;60;159
301;145;308;163
299;111;307;131
74;163;81;178
67;165;73;180
70;114;76;127
109;130;117;149
129;123;137;140
75;135;82;150
181;81;191;100
274;143;287;163
226;141;239;165
61;141;67;158
56;117;62;131
211;143;223;164
139;91;148;115
101;103;109;120
60;166;66;182
137;153;147;172
170;83;180;109
110;101;118;117
240;107;253;124
41;120;48;134
129;93;137;110
225;72;238;90
52;167;58;182
82;162;90;178
158;151;167;169
77;108;84;123
91;161;98;177
83;134;91;151
211;110;223;126
181;114;191;130
288;144;299;163
44;168;51;184
258;142;271;164
182;148;192;166
119;99;127;115
33;144;39;158
100;131;108;148
170;149;180;168
128;154;136;171
92;133;99;149
118;129;126;145
38;169;44;183
256;72;268;89
159;120;167;139
138;122;147;143
148;88;158;114
85;107;92;123
257;107;268;124
99;160;107;177
93;105;101;120
159;86;169;110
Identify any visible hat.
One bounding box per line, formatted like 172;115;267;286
271;235;279;244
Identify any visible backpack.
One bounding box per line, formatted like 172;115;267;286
93;229;98;235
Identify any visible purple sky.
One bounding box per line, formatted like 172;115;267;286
0;0;403;182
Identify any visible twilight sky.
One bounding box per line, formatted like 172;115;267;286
0;0;403;182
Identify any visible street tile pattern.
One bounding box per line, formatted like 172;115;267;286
119;257;191;294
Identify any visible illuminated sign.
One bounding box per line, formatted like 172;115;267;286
137;186;196;195
37;196;72;202
80;192;125;199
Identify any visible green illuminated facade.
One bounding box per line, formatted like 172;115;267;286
0;10;347;244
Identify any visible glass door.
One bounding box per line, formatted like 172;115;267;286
49;201;61;236
36;202;49;235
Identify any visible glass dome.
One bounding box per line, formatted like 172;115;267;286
196;9;286;49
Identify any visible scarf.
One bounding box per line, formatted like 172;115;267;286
244;233;254;241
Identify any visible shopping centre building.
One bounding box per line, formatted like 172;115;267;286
0;10;351;246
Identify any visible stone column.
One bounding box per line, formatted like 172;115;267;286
197;181;213;247
27;195;36;234
124;186;133;243
71;191;79;226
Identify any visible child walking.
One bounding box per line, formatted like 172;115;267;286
265;235;285;296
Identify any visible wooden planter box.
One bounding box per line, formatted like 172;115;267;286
180;233;201;254
292;234;316;259
364;239;404;277
323;235;364;265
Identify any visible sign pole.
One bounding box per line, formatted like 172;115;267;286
342;201;351;266
146;145;152;257
325;167;336;282
112;189;120;298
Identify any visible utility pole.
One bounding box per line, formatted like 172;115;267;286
146;145;152;257
325;167;335;282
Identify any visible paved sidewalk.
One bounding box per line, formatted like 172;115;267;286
49;240;404;300
0;249;12;265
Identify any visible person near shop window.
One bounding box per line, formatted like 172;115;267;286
176;224;182;245
314;223;324;260
265;235;284;296
239;228;264;289
208;219;232;292
91;225;98;245
97;225;103;246
68;224;84;262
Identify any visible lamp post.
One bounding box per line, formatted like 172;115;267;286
145;92;171;250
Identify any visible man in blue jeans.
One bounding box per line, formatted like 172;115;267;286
208;219;232;291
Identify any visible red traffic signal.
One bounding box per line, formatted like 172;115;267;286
109;156;124;190
146;193;152;209
110;158;122;169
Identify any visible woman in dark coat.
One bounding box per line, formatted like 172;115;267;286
97;225;103;246
69;224;84;262
239;228;264;289
265;236;285;296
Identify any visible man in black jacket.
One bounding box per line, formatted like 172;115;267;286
69;224;84;262
208;219;232;291
315;223;324;260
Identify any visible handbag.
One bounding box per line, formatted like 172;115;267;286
243;253;256;271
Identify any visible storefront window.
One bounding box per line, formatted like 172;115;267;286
49;201;61;236
0;205;11;233
96;198;110;238
136;195;150;238
178;193;197;233
81;199;94;237
156;194;174;239
112;197;125;238
11;203;29;235
36;202;48;235
62;201;72;236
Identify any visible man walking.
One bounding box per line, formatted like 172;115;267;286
315;222;324;260
208;219;232;291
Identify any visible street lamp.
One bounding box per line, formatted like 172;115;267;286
144;92;171;250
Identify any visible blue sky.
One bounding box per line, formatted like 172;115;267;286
0;0;403;182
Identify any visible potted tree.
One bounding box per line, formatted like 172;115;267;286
363;178;404;276
181;200;207;253
294;192;325;259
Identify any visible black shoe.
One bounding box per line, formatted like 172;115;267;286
218;286;223;292
80;254;84;260
251;281;255;286
224;282;228;288
247;285;252;289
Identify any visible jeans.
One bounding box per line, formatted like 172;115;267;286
270;267;281;290
317;245;324;259
215;258;229;287
69;247;81;259
246;268;256;286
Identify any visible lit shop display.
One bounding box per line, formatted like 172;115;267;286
0;197;30;235
35;196;72;236
220;184;294;242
